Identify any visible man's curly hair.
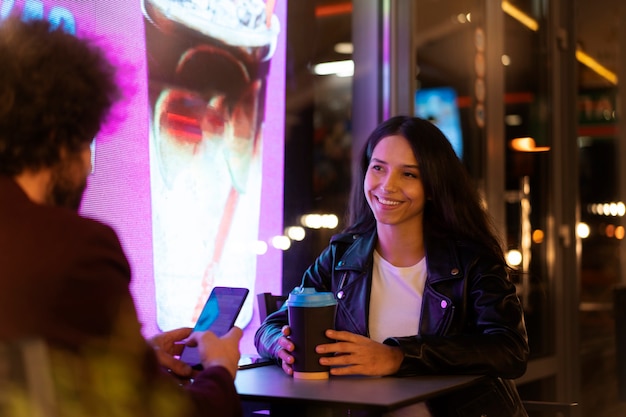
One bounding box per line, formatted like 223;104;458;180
0;17;121;175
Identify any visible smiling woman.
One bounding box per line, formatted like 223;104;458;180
255;115;530;417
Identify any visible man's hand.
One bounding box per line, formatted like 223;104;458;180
186;326;243;379
148;327;194;379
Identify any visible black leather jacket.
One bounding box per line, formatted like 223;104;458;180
255;228;530;416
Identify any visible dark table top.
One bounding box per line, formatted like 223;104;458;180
235;363;485;412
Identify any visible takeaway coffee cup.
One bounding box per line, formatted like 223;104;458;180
287;287;337;380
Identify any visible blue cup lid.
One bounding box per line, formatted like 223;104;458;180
287;287;337;308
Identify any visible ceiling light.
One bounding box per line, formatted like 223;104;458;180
510;137;550;152
576;48;618;85
501;1;539;31
505;114;522;126
334;42;353;54
313;60;354;77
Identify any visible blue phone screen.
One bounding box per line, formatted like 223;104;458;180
180;287;248;368
194;290;247;335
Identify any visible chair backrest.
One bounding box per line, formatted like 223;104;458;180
257;292;288;321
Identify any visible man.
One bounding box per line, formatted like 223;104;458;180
0;16;242;417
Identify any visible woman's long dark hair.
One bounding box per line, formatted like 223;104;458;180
345;115;505;263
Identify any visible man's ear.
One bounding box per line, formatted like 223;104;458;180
13;165;53;205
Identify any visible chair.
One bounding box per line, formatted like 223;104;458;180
257;292;288;321
522;400;580;417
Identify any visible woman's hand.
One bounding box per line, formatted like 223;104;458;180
275;325;296;376
315;330;404;376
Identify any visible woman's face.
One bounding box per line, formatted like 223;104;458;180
364;134;426;230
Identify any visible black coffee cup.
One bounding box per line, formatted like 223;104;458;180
287;287;337;379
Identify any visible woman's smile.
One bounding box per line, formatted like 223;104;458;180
375;195;402;206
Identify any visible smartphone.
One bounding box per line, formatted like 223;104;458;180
179;286;249;370
237;354;273;370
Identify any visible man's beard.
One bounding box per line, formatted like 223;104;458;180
46;156;88;211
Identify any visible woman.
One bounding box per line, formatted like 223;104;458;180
255;116;529;416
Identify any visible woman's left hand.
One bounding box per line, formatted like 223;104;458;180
315;329;404;376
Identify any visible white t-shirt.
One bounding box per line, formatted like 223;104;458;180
369;251;432;417
369;250;427;343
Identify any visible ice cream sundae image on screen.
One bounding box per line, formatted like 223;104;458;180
142;0;280;331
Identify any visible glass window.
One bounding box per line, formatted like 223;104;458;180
283;1;353;292
576;0;624;413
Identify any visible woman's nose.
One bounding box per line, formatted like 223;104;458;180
380;174;398;192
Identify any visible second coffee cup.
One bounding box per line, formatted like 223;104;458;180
287;287;337;379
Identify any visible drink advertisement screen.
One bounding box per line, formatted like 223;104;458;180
1;0;286;354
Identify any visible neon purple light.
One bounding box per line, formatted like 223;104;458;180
382;0;391;119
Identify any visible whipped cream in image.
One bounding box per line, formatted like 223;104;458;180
150;0;280;50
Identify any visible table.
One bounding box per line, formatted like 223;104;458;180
235;364;486;416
